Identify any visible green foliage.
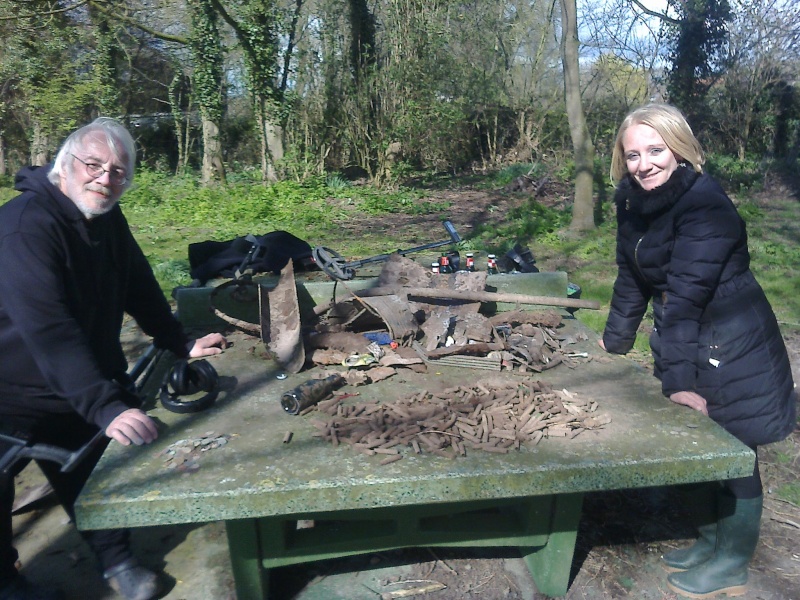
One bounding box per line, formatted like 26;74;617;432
126;172;336;240
392;98;473;174
665;0;733;128
488;163;548;187
734;200;764;223
775;482;800;508
704;154;763;193
152;260;193;291
351;187;447;216
0;172;17;206
325;174;350;190
748;239;800;268
555;159;575;182
189;0;225;123
472;199;570;256
0;186;18;206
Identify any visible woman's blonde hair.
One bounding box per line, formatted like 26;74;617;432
610;103;705;183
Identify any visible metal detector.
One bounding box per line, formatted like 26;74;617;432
0;345;163;475
311;220;462;281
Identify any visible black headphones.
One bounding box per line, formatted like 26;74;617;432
159;359;220;413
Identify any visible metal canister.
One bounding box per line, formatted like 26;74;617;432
487;254;498;274
280;373;345;415
465;252;475;271
439;253;452;273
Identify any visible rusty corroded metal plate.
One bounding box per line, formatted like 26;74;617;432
261;261;305;373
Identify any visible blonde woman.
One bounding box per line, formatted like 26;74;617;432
600;103;795;598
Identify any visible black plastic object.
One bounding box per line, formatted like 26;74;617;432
502;243;539;273
0;344;165;474
447;250;461;272
566;282;582;314
160;359;220;414
281;374;345;415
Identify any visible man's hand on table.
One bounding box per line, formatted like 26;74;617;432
106;408;159;446
187;332;230;358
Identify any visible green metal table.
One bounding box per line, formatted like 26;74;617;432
75;273;754;599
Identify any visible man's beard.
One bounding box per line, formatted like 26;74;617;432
75;184;118;219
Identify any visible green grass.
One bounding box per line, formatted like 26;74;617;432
775;482;800;507
1;164;797;328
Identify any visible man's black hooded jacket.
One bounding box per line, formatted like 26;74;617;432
0;166;189;430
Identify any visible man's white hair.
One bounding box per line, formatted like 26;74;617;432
48;118;136;188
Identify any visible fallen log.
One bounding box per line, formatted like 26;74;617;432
353;286;601;310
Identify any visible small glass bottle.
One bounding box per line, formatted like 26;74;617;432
281;374;345;415
487;254;498;275
431;261;440;274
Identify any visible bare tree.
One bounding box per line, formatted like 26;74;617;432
560;0;595;230
709;0;800;159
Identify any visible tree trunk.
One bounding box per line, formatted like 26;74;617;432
30;121;49;166
89;7;121;116
201;115;226;184
255;99;283;183
190;0;226;185
559;0;595;231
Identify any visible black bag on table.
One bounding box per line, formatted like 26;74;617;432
188;231;315;285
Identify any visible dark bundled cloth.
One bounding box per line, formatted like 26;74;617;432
602;166;795;447
188;231;314;284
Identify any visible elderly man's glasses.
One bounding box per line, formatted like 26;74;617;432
70;153;128;185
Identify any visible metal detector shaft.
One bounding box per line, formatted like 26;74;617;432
57;345;165;473
0;344;164;475
312;219;461;280
348;220;461;269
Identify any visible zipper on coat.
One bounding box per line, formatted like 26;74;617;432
633;236;646;280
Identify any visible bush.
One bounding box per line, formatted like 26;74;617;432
705;154;763;193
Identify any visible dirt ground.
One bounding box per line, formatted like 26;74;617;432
9;180;800;599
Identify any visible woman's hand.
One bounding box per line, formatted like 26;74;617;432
669;391;708;415
597;338;607;351
187;332;230;358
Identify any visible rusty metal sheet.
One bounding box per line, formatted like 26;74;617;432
357;294;418;341
375;254;486;318
260;261;305;373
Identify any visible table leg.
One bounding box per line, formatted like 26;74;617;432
520;492;583;597
226;519;270;600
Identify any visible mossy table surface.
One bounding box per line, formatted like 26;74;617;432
75;274;753;598
75;323;752;530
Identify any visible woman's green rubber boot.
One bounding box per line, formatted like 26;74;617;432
667;493;762;599
662;483;719;573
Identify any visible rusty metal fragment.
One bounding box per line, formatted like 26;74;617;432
304;378;609;461
262;261;305;373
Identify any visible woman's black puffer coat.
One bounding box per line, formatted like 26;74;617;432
602;166;795;446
